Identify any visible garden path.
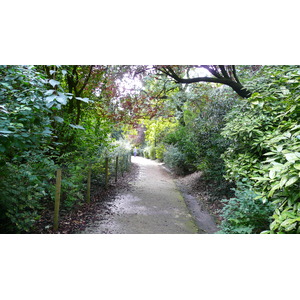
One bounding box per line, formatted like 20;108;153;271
83;156;217;234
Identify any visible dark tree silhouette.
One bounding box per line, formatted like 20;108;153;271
158;65;252;98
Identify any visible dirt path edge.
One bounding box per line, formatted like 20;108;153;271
175;181;219;234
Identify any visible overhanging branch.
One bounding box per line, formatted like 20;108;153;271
157;65;252;98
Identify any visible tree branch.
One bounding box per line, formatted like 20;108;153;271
201;65;222;79
232;65;242;85
157;65;252;98
78;65;94;96
219;65;230;79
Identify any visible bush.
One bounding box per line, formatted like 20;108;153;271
143;145;157;160
190;90;237;181
163;145;188;175
143;146;150;158
155;144;166;161
0;151;56;233
164;127;197;174
218;182;274;234
0;65;66;232
222;65;300;233
60;165;86;210
149;146;156;160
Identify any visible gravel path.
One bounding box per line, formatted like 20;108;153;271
83;156;216;234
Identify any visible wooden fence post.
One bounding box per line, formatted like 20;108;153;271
124;154;127;171
87;166;91;204
124;154;129;171
105;157;109;189
115;156;118;182
121;155;124;177
53;168;62;231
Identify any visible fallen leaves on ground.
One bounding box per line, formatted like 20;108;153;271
31;164;139;234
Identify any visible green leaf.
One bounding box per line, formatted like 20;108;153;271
0;82;12;89
251;177;269;181
269;163;284;171
65;93;73;99
291;125;300;131
294;163;300;170
53;116;64;123
76;97;90;103
268;183;280;198
42;127;52;135
49;79;60;87
0;130;13;134
44;89;55;96
69;124;85;130
45;94;57;102
264;152;275;156
279;176;288;188
280;219;298;231
269;169;276;179
0;105;8;113
285;176;298;187
56;92;67;105
280;86;290;95
46;101;55;108
284;152;300;162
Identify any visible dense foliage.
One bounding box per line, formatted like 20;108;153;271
144;82;238;183
0;65;130;233
218;182;274;234
141;65;300;234
0;66;57;232
222;65;300;233
1;65;299;234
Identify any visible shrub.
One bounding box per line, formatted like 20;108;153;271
217;182;274;234
222;65;300;233
149;146;156;160
0;65;65;232
155;144;166;161
143;145;157;160
60;165;86;210
163;145;189;175
143;146;150;158
190;90;237;181
164;126;197;174
0;151;56;233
